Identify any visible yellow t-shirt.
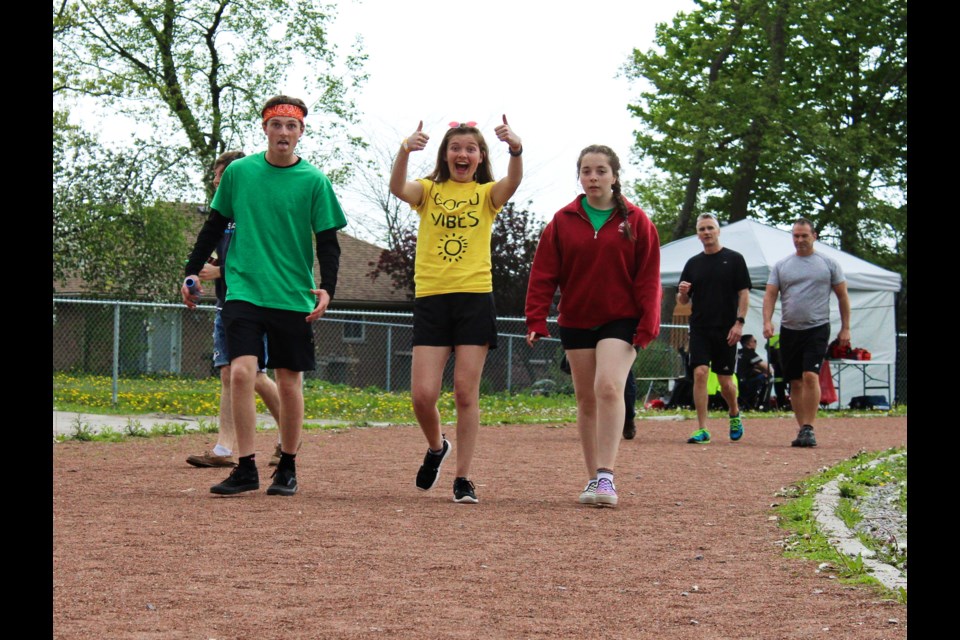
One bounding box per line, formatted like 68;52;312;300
412;178;501;297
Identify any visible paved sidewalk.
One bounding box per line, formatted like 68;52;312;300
53;411;352;438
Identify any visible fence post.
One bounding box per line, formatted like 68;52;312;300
386;325;393;392
506;336;513;393
112;302;120;406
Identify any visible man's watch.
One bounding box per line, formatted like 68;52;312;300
736;317;745;324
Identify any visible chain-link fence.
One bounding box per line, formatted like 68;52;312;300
52;298;907;406
53;298;689;401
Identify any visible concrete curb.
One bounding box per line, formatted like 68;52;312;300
812;453;907;592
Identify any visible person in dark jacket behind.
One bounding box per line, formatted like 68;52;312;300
525;145;661;508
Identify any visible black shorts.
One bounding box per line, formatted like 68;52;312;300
412;292;498;349
780;324;830;381
559;318;639;350
221;300;316;372
688;326;737;376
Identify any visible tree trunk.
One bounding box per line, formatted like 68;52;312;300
729;0;789;222
672;3;756;237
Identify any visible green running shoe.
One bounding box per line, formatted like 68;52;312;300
687;428;711;444
729;414;744;441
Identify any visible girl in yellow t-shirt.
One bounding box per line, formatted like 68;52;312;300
390;117;523;503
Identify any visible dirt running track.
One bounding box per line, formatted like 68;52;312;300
53;415;907;639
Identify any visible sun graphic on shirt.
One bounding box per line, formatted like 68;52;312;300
437;234;468;262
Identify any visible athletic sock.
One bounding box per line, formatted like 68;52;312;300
213;444;232;457
278;452;297;473
597;470;614;484
237;454;256;471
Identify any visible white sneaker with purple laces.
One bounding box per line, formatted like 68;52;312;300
594;478;618;507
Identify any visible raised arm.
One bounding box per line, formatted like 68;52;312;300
490;114;523;209
389;120;428;206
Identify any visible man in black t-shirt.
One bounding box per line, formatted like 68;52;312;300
677;213;751;444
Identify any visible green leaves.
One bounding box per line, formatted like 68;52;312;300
54;0;366;197
625;0;906;240
53;109;194;301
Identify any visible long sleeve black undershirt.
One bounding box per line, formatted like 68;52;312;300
184;209;229;277
315;228;341;299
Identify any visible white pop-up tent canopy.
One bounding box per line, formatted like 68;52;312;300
659;219;902;406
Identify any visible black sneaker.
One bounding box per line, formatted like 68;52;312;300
266;466;298;496
415;436;451;491
791;425;817;447
210;465;259;495
623;418;637;440
453;477;478;504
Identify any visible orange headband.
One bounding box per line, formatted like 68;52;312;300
262;104;305;123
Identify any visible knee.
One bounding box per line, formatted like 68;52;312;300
594;378;621;403
411;388;437;415
802;371;819;387
693;366;710;384
277;381;300;401
453;385;478;410
230;365;256;387
576;395;597;415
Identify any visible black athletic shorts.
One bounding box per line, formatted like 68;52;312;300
559;318;639;350
780;323;831;381
221;300;316;372
688;326;738;376
412;292;498;349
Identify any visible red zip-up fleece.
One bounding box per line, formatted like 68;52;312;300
524;195;662;348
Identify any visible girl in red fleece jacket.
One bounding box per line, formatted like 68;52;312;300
525;145;661;508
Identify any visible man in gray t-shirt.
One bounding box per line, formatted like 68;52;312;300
762;218;851;447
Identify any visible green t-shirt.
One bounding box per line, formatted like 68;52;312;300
582;200;614;233
210;152;347;312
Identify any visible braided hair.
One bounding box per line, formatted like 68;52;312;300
577;145;634;241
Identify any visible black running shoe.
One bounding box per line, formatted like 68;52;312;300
791;425;817;447
415;436;451;491
623;418;637;440
210;465;259;495
453;477;478;504
266;466;298;496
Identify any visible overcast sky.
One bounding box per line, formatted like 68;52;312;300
328;0;695;239
63;0;696;243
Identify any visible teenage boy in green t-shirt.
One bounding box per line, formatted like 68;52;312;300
182;95;346;497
